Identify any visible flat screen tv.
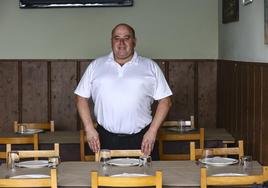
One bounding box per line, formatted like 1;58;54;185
19;0;133;8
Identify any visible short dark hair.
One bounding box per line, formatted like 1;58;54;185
111;23;136;39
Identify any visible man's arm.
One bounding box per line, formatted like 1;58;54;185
75;95;100;153
141;96;172;155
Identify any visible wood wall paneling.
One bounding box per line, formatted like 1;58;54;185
261;66;268;165
21;61;48;123
197;61;217;128
50;60;77;131
0;61;18;131
168;60;195;120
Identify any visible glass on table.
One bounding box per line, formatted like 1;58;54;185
7;151;19;170
240;155;252;168
139;155;152;175
18;124;27;133
99;149;111;176
48;156;61;168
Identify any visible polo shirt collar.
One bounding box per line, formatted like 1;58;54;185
106;51;139;65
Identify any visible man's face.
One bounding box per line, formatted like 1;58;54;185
111;25;136;64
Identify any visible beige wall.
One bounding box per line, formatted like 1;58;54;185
0;0;218;59
219;0;268;62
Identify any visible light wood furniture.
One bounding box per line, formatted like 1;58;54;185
190;140;244;160
17;143;59;159
14;121;55;132
91;170;162;188
200;166;268;188
80;129;95;161
162;115;195;128
95;149;144;162
0;168;57;188
0;134;38;160
158;128;204;160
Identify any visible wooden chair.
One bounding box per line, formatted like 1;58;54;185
80;129;95;161
158;127;204;160
162;115;195;128
17;143;59;159
14;121;55;132
200;166;268;188
91;170;162;188
0;168;57;188
0;134;38;160
95;149;144;162
190;140;244;160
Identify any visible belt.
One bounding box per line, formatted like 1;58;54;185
97;124;149;137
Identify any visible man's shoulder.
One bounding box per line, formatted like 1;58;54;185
92;54;111;64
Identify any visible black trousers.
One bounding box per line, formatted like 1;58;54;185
97;125;159;160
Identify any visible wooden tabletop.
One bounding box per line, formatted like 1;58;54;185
0;160;262;187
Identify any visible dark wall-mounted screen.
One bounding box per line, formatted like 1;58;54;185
19;0;133;8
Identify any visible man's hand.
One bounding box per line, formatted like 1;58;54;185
141;128;157;156
85;128;100;153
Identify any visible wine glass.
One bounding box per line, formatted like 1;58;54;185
201;149;213;167
48;156;61;168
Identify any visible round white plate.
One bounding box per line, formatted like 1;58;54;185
10;174;50;179
107;158;140;167
17;129;43;134
199;157;238;166
16;160;49;168
111;173;148;177
212;173;248;177
167;127;196;132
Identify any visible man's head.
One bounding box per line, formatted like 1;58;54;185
111;23;136;65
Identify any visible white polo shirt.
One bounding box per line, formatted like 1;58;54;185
74;52;172;134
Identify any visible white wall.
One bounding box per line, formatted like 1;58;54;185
0;0;218;59
219;0;268;62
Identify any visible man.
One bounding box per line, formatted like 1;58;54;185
74;23;172;159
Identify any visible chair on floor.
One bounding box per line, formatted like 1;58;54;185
14;121;55;132
158;127;204;160
200;166;268;188
80;129;95;161
190;140;244;161
162;115;195;128
91;170;162;188
0;134;39;161
17;143;59;159
0;168;57;188
95;149;144;162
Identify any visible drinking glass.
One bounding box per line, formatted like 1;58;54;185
18;124;27;133
139;155;152;175
240;155;252;168
99;149;111;166
99;149;111;176
178;120;185;131
48;156;61;168
7;151;19;170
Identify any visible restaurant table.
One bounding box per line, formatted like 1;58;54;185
0;160;263;188
0;128;235;161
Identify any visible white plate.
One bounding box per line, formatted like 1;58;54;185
167;127;195;132
16;160;49;168
212;173;248;177
111;173;149;177
10;174;50;179
199;157;238;166
17;129;43;134
107;158;140;167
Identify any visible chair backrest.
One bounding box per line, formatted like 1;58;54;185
158;127;204;160
14;121;55;132
162;115;195;128
0;168;57;188
91;170;162;188
17;143;59;159
0;134;39;160
95;149;144;162
80;129;95;161
200;166;268;188
190;140;244;160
